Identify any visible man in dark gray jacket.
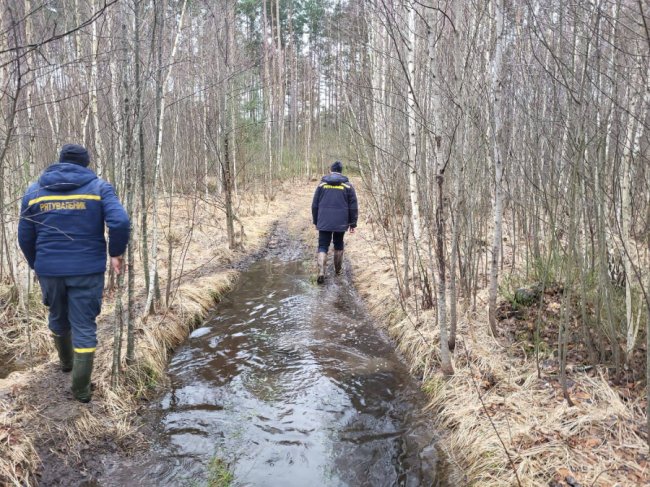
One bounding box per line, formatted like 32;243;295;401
311;161;358;283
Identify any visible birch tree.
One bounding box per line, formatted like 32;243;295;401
487;0;505;337
144;0;188;315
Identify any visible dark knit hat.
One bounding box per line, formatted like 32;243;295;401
59;144;90;167
331;161;343;173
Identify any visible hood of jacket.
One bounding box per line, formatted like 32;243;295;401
321;173;349;185
38;163;98;192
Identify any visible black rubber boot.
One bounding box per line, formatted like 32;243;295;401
317;252;327;284
52;333;73;372
71;351;95;403
334;250;344;275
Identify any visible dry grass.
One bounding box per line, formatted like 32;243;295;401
0;185;300;486
0;398;39;487
294;183;647;486
0;284;50;367
421;306;647;486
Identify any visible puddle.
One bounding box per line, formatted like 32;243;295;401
97;252;447;486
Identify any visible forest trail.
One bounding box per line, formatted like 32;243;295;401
91;221;445;486
5;184;448;487
6;183;442;486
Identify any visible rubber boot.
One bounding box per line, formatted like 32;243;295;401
317;252;327;284
334;249;344;275
71;351;95;403
52;333;73;372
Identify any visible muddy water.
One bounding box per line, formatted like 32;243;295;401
106;251;444;486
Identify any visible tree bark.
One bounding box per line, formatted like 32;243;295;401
487;0;505;337
145;0;188;315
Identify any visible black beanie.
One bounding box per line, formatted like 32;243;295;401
59;144;90;167
331;161;343;173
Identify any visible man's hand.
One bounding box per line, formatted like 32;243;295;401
349;227;356;234
111;256;124;275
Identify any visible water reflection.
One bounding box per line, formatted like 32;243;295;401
104;256;443;486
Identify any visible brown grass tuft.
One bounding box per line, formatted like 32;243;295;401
0;398;39;486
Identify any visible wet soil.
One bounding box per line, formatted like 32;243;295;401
0;353;22;379
36;226;447;486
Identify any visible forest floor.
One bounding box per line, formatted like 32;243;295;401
0;182;647;486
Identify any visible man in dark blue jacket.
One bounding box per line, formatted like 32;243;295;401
311;161;358;283
18;144;130;403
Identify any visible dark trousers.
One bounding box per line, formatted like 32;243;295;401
318;231;345;253
38;273;104;351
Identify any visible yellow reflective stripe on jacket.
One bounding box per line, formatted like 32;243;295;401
28;194;101;206
322;184;345;190
74;347;96;353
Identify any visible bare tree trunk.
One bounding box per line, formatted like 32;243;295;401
449;141;462;351
223;0;236;250
262;0;274;197
111;271;124;387
406;1;422;244
487;0;505;337
420;3;455;374
436;168;453;375
90;0;104;177
0;5;23;287
138;0;152;295
621;63;648;358
145;0;188;314
23;0;36;185
274;0;285;173
164;118;178;308
646;194;650;450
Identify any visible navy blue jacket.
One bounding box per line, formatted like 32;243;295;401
18;163;130;277
311;173;358;233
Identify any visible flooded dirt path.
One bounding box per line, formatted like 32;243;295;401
100;235;445;486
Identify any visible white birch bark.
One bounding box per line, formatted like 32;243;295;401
370;11;384;197
145;0;188;314
488;0;505;336
262;0;274;193
89;5;104;177
427;8;453;375
406;0;422;243
622;63;649;356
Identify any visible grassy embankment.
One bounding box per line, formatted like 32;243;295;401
0;187;300;486
291;185;647;486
